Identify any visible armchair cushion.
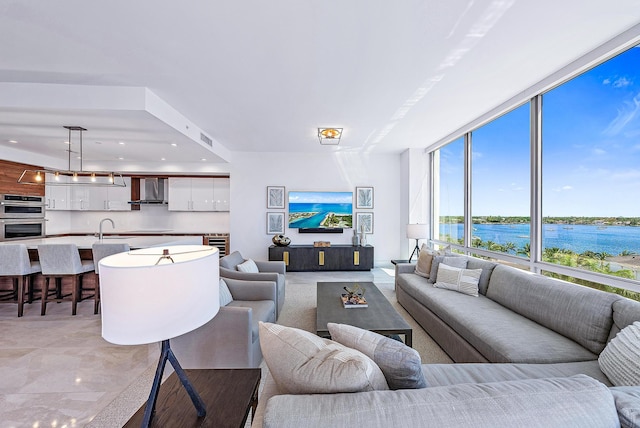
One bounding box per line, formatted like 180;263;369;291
219;279;233;306
237;259;259;273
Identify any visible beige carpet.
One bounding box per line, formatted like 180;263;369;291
89;268;451;426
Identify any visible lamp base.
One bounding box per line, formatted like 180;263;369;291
142;339;206;427
408;239;420;263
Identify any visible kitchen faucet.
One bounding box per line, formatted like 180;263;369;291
99;218;115;240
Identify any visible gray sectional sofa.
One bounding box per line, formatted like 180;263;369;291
250;255;640;427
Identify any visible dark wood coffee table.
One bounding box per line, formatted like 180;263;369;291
316;281;413;347
124;368;261;428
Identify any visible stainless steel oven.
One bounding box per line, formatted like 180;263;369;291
0;218;46;241
0;194;46;218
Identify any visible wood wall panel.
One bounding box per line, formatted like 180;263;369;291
0;160;45;196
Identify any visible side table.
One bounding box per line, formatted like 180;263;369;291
391;259;411;265
124;368;261;428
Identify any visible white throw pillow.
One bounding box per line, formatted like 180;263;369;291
219;278;233;306
433;263;482;296
414;244;436;278
258;322;389;394
427;255;467;284
236;259;259;273
598;321;640;386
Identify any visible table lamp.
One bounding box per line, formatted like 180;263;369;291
407;224;429;262
99;245;220;427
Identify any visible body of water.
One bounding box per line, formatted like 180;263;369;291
289;203;352;228
439;223;640;255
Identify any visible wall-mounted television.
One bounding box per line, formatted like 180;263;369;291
288;191;353;229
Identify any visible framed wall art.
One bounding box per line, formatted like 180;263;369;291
267;212;285;234
356;212;374;234
267;186;286;209
355;186;374;209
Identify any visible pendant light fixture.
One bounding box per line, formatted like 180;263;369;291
18;126;126;187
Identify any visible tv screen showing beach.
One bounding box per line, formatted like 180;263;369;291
288;191;353;229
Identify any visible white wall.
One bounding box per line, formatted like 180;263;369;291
229;151;402;266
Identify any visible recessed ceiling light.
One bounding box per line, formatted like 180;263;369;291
171;143;178;147
64;141;70;145
201;158;206;161
161;158;166;161
8;140;17;144
118;157;124;160
119;142;125;145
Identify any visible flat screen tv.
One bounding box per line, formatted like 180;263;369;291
288;191;353;229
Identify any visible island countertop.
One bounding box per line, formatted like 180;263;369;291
0;235;203;250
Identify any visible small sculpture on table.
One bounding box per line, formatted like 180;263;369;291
341;284;368;308
272;234;291;247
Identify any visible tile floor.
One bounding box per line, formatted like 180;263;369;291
0;267;404;428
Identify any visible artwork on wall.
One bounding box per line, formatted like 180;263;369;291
267;212;285;234
356;186;374;209
267;186;286;209
356;212;374;234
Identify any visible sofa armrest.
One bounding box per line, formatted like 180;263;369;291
220;266;279;283
224;277;277;302
255;260;286;275
395;262;417;275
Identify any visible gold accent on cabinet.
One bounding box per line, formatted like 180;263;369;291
319;251;325;266
283;251;289;266
354;251;360;265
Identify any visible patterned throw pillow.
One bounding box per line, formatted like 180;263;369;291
258;322;389;394
236;258;259;273
328;323;427;390
427;255;467;284
219;278;233;306
433;263;482;296
599;321;640;386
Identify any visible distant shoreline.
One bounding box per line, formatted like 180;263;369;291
440;216;640;227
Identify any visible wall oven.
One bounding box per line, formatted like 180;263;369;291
0;194;46;218
0;218;46;241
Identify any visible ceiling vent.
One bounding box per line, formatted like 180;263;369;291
200;132;213;147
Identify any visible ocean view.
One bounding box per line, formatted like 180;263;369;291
439;223;640;256
289;202;352;228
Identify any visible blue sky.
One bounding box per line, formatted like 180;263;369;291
440;45;640;217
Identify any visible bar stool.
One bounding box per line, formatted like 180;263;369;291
92;242;130;314
37;244;95;316
0;244;41;317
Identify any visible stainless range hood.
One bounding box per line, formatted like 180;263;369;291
129;177;168;205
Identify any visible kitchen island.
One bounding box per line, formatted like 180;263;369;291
4;235;203;250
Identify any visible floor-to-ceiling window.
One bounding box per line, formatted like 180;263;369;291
433;137;464;245
470;103;530;256
431;42;640;299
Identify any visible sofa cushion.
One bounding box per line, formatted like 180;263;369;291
262;375;619;428
398;275;597;363
465;257;498;295
610;386;640;428
237;258;259;273
434;263;482;296
414;244;434;278
427;255;467;284
599;321;640;386
486;264;620;355
609;298;640;341
328;323;427;390
219;278;233;306
258;322;389;394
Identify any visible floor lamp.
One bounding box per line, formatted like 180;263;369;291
407;224;429;262
99;245;220;427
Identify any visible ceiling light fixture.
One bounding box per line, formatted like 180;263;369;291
18;126;126;187
318;127;343;145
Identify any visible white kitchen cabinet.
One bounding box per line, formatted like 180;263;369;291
45;175;70;210
68;177;132;211
168;177;227;211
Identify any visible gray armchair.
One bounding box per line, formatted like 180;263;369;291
171;277;276;369
219;251;285;319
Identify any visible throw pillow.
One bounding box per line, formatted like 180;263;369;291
414;244;436;278
427;255;467;284
433;263;482;296
598;321;640;386
236;259;259;273
258;322;389;394
328;323;427;390
219;278;233;306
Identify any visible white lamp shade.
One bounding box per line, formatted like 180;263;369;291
99;245;220;345
407;224;429;239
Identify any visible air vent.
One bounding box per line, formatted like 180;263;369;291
200;132;213;147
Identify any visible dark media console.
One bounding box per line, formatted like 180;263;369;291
269;245;373;271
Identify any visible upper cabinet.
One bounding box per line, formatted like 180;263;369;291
168;177;229;212
49;177;132;211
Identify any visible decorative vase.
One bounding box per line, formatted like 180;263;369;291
352;229;360;246
272;234;291;246
359;225;367;246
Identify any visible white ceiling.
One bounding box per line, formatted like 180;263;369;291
1;1;640;172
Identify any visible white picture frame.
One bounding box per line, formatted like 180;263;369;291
267;212;285;234
356;186;374;209
356;212;374;234
267;186;286;209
